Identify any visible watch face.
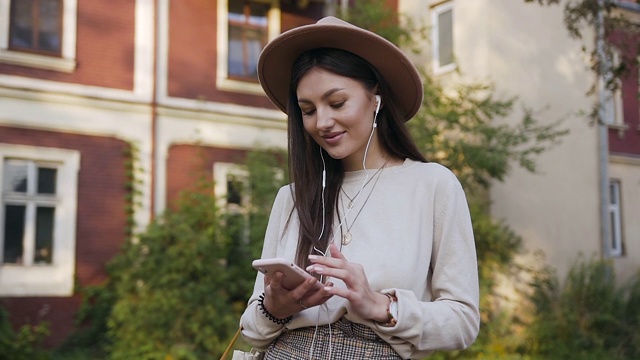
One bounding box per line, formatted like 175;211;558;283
390;301;398;319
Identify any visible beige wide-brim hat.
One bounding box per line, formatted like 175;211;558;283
257;16;423;122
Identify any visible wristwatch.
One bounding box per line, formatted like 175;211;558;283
381;293;398;327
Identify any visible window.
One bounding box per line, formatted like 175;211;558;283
603;49;628;136
0;145;79;296
216;0;280;94
0;0;77;72
214;163;250;244
228;2;269;81
9;0;62;55
2;160;58;265
608;180;623;257
431;1;455;74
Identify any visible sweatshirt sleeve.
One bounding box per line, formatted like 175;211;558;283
375;170;480;358
239;185;294;349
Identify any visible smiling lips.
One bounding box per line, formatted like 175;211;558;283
321;131;345;145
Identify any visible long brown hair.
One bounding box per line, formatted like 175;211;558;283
286;48;427;268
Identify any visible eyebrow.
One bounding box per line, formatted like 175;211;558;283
298;88;346;103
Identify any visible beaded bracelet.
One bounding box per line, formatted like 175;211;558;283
258;293;293;325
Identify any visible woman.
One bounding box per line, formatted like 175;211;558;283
240;16;479;359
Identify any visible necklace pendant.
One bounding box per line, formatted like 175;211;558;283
348;201;354;209
342;232;352;245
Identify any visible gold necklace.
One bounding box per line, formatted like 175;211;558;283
340;161;387;245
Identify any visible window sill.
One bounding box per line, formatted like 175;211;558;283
217;77;265;95
0;50;76;73
0;264;74;296
433;62;457;76
607;123;628;138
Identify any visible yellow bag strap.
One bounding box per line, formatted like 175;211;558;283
220;327;242;360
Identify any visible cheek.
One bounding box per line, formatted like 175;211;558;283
302;117;315;134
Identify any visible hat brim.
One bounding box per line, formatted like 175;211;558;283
258;17;423;122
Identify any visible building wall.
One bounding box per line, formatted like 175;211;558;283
166;144;246;210
0;0;315;347
0;0;136;89
401;0;615;279
0;126;129;347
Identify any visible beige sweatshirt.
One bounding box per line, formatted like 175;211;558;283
240;159;480;359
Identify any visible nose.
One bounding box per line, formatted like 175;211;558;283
315;107;334;130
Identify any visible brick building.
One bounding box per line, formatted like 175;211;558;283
0;0;638;348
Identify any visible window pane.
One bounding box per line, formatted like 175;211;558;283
34;206;54;264
9;0;34;49
3;205;25;264
3;161;28;193
438;9;453;67
227;175;243;205
37;167;57;194
609;182;618;205
228;2;268;79
38;0;62;52
9;0;62;54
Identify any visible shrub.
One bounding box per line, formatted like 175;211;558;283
526;256;640;359
0;306;50;360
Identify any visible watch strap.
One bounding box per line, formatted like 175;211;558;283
381;293;398;327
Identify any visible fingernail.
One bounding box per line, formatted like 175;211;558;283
308;255;318;260
324;286;332;291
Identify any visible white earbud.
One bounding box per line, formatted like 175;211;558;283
373;95;381;128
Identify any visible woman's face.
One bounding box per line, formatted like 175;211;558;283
296;67;380;171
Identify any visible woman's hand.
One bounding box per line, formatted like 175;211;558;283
306;243;390;323
262;270;334;319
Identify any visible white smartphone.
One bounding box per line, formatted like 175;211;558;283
252;257;323;291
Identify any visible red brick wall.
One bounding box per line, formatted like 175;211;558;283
0;126;129;348
608;30;640;156
0;0;135;90
166;144;246;209
166;0;322;109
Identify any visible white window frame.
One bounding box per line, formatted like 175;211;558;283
216;0;280;95
0;0;78;72
214;162;250;243
604;50;629;136
0;144;80;296
431;1;455;75
608;179;623;257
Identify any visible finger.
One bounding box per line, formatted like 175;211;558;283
328;243;345;259
299;284;334;307
308;253;346;269
306;264;351;283
290;277;320;299
269;272;287;292
321;284;353;301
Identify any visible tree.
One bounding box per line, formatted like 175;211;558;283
103;150;287;359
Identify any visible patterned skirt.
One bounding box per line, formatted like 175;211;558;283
263;318;402;360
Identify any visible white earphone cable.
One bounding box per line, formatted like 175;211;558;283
308;101;380;359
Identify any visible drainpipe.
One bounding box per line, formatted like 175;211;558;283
150;0;159;222
596;0;611;259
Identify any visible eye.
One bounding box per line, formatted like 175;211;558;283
331;101;345;109
301;108;316;116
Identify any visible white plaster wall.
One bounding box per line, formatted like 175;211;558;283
0;89;154;233
456;0;602;279
400;0;603;279
154;109;288;214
